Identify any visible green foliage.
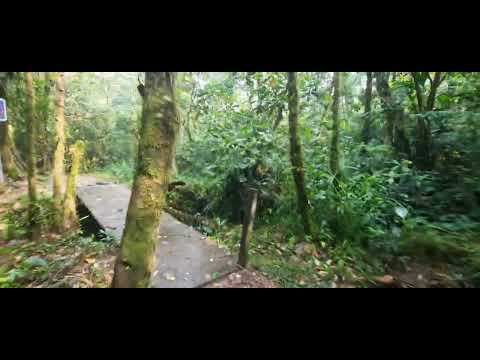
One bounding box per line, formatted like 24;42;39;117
5;196;56;240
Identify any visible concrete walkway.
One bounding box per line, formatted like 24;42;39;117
77;175;237;288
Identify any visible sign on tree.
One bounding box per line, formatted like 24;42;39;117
0;98;7;122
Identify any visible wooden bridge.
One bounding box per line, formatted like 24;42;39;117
76;175;238;288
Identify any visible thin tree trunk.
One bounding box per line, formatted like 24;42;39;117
113;72;179;288
41;72;52;173
0;154;4;185
238;188;258;268
330;72;342;182
287;72;311;238
25;72;40;240
362;72;373;144
63;141;85;230
411;72;425;112
426;72;443;111
53;72;66;231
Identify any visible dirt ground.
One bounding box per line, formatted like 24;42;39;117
204;269;279;288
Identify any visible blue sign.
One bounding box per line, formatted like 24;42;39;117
0;98;6;122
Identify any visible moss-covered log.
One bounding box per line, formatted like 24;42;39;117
63;141;85;230
112;72;180;288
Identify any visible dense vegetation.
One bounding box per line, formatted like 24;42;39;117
1;72;479;288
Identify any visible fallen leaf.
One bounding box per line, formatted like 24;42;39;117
374;275;395;286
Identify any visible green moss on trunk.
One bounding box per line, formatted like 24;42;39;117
53;73;66;231
287;72;311;238
63;141;85;230
112;72;179;288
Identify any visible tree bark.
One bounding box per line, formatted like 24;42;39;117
113;72;179;288
362;72;373;144
330;72;342;182
375;72;411;158
0;79;22;180
63;141;85;230
53;72;66;230
411;72;445;170
238;188;258;268
287;72;311;238
426;72;443;111
25;72;40;240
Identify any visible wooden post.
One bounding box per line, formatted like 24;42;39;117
0;155;4;184
238;188;258;268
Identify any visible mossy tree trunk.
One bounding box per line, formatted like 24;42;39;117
38;72;52;173
113;72;179;288
287;72;311;238
330;72;342;183
63;141;85;230
53;72;66;231
0;79;22;180
411;72;446;170
375;72;411;159
25;72;40;240
362;72;373;144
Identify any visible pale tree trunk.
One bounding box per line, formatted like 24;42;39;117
330;72;342;182
287;72;311;238
53;72;66;231
63;141;85;230
113;72;180;288
25;72;40;240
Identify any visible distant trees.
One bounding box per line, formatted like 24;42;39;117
113;72;180;288
411;72;447;170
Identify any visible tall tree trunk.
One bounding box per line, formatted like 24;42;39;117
375;72;411;158
63;141;85;230
426;72;443;111
53;72;66;230
113;72;179;288
0;80;22;180
25;72;40;240
330;72;342;182
287;72;311;238
411;72;445;170
39;72;52;173
361;72;373;144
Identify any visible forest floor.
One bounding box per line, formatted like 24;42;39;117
0;176;469;288
0;177;277;288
